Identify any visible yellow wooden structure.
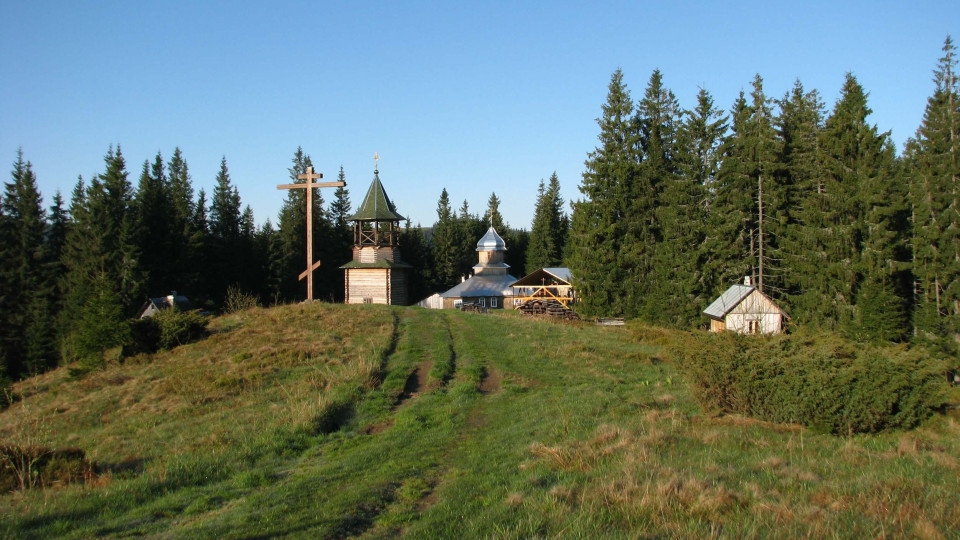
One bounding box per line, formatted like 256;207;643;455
509;267;575;309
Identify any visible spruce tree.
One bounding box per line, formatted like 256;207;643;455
778;81;827;322
820;74;907;340
569;69;639;316
526;179;554;271
909;36;960;353
704;77;783;303
484;192;506;232
134;153;177;296
671;88;727;325
60;146;141;363
527;173;567;271
2;151;56;375
632;70;706;325
430;188;460;289
208;156;243;303
400;220;432;302
455;200;484;280
329;166;353;300
167;147;200;296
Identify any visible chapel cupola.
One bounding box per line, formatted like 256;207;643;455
473;227;510;276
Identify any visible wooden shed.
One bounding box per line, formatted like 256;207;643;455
703;280;786;335
138;292;192;319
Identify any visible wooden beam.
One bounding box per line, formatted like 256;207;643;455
298;259;322;280
276;165;345;301
276;182;345;190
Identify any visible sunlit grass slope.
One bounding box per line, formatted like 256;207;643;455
1;303;958;538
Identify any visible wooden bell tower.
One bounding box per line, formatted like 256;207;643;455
340;157;410;305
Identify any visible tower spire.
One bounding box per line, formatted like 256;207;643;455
373;152;380;173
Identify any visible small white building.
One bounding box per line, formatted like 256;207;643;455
138;292;192;319
703;278;786;335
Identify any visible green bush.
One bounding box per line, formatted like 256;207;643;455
153;309;210;349
672;331;948;434
123;310;210;355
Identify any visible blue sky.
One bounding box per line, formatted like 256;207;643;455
1;1;957;230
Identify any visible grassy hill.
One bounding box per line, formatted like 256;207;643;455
1;303;958;538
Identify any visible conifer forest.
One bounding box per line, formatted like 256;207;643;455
1;37;957;387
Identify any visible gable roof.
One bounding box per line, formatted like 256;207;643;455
138;294;192;318
348;170;405;222
510;267;574;287
702;284;786;320
702;284;756;319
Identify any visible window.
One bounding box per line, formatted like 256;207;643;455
748;320;760;334
363;297;373;304
491;297;498;308
479;298;486;307
454;300;462;308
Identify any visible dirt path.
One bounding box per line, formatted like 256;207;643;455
479;367;501;395
396;360;433;408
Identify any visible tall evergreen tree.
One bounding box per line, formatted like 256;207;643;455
526;179;554;270
400;220;432;302
632;70;706;325
167;147;201;296
455;200;484;279
329;166;353;300
527;173;567;271
909;36;960;351
430;188;460;289
704;77;783;301
483;192;506;233
569;69;639;316
61;147;141;364
2;151;56;375
819;74;907;340
778;81;827;322
134;153;177;295
208;156;243;303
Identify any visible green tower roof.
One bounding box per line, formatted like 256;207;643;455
348;170;406;222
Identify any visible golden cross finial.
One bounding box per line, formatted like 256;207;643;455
373;152;380;171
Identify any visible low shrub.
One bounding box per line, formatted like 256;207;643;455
153;309;210;349
672;331;949;434
0;445;92;492
224;285;260;313
124;310;210;355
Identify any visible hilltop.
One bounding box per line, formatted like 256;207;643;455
1;303;958;538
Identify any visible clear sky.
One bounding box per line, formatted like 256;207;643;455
1;1;957;230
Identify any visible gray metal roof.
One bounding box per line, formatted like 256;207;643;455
543;267;573;282
476;227;507;252
439;274;518;298
510;267;573;287
702;284;755;319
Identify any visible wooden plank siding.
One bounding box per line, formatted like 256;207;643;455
344;267;408;305
723;289;784;335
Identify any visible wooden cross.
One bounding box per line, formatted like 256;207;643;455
276;165;345;301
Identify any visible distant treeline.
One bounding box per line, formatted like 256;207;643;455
0;138;570;384
567;37;958;362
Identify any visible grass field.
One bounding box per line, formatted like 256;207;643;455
1;303;958;538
